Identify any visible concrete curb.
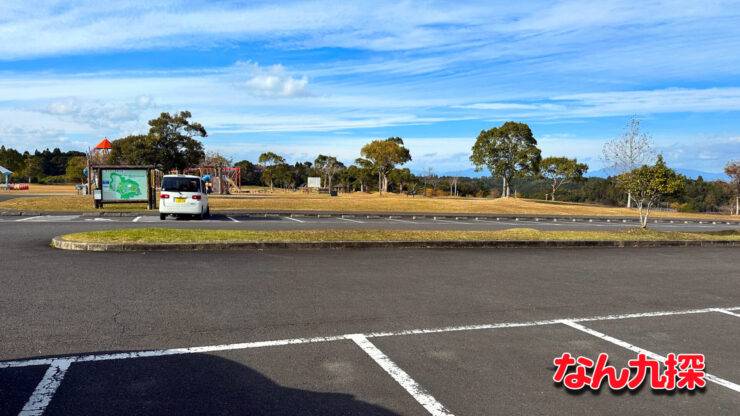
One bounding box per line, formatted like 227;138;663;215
4;209;740;225
51;236;740;252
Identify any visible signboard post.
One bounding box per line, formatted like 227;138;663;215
94;166;155;209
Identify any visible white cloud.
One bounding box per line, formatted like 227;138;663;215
238;62;311;98
36;96;154;130
46;98;81;115
0;0;736;61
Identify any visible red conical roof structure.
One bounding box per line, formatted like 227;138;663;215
94;138;112;150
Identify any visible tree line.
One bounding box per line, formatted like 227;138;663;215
2;111;738;219
0;146;86;184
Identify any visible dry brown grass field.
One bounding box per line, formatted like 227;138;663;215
1;191;737;220
0;184;77;194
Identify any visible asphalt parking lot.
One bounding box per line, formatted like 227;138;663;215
1;213;737;233
1;217;739;414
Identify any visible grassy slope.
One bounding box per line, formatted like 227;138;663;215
2;193;737;220
61;228;740;243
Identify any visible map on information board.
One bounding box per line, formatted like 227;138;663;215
101;169;147;200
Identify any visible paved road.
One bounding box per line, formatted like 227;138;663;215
1;222;739;414
2;213;738;233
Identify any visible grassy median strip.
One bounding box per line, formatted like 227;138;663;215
60;228;740;244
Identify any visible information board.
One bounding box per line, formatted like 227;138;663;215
307;177;321;188
100;168;148;201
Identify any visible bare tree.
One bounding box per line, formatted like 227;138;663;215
200;151;232;168
421;167;438;196
602;116;655;207
450;171;461;196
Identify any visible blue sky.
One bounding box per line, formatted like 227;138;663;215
1;0;739;176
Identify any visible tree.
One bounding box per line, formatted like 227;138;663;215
65;156;87;183
110;111;206;172
234;160;263;186
425;168;441;196
470;121;541;197
449;172;461;197
360;137;411;196
314;154;344;189
353;158;375;192
23;155;44;183
0;146;25;178
725;160;740;215
540;157;588;201
388;168;415;193
258;152;286;191
200;151;231;168
617;156;685;228
602;116;655;208
291;161;312;189
338;165;357;192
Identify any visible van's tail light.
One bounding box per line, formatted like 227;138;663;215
160;194;169;199
192;195;202;200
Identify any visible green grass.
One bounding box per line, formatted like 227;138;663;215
60;227;740;244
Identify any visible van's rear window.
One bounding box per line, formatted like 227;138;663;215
162;178;201;192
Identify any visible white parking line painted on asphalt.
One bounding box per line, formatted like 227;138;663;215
18;359;72;416
561;320;740;393
6;304;739;415
4;305;738;369
432;219;475;225
132;216;142;222
350;334;453;416
338;217;364;223
16;216;41;222
713;308;740;318
227;216;240;222
283;216;305;223
387;218;415;224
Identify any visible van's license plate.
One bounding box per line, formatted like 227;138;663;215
174;198;186;203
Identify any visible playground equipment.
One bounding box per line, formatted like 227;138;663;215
5;184;29;190
0;165;11;190
183;167;241;194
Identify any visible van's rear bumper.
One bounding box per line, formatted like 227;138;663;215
159;200;204;215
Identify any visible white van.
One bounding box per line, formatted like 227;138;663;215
159;175;210;220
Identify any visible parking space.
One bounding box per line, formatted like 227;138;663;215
370;322;740;415
584;311;740;384
41;342;423;416
3;306;739;415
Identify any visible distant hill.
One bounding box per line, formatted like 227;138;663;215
414;168;488;178
587;168;727;181
412;167;729;181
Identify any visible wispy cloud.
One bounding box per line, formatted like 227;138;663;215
460;87;740;119
0;0;739;173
